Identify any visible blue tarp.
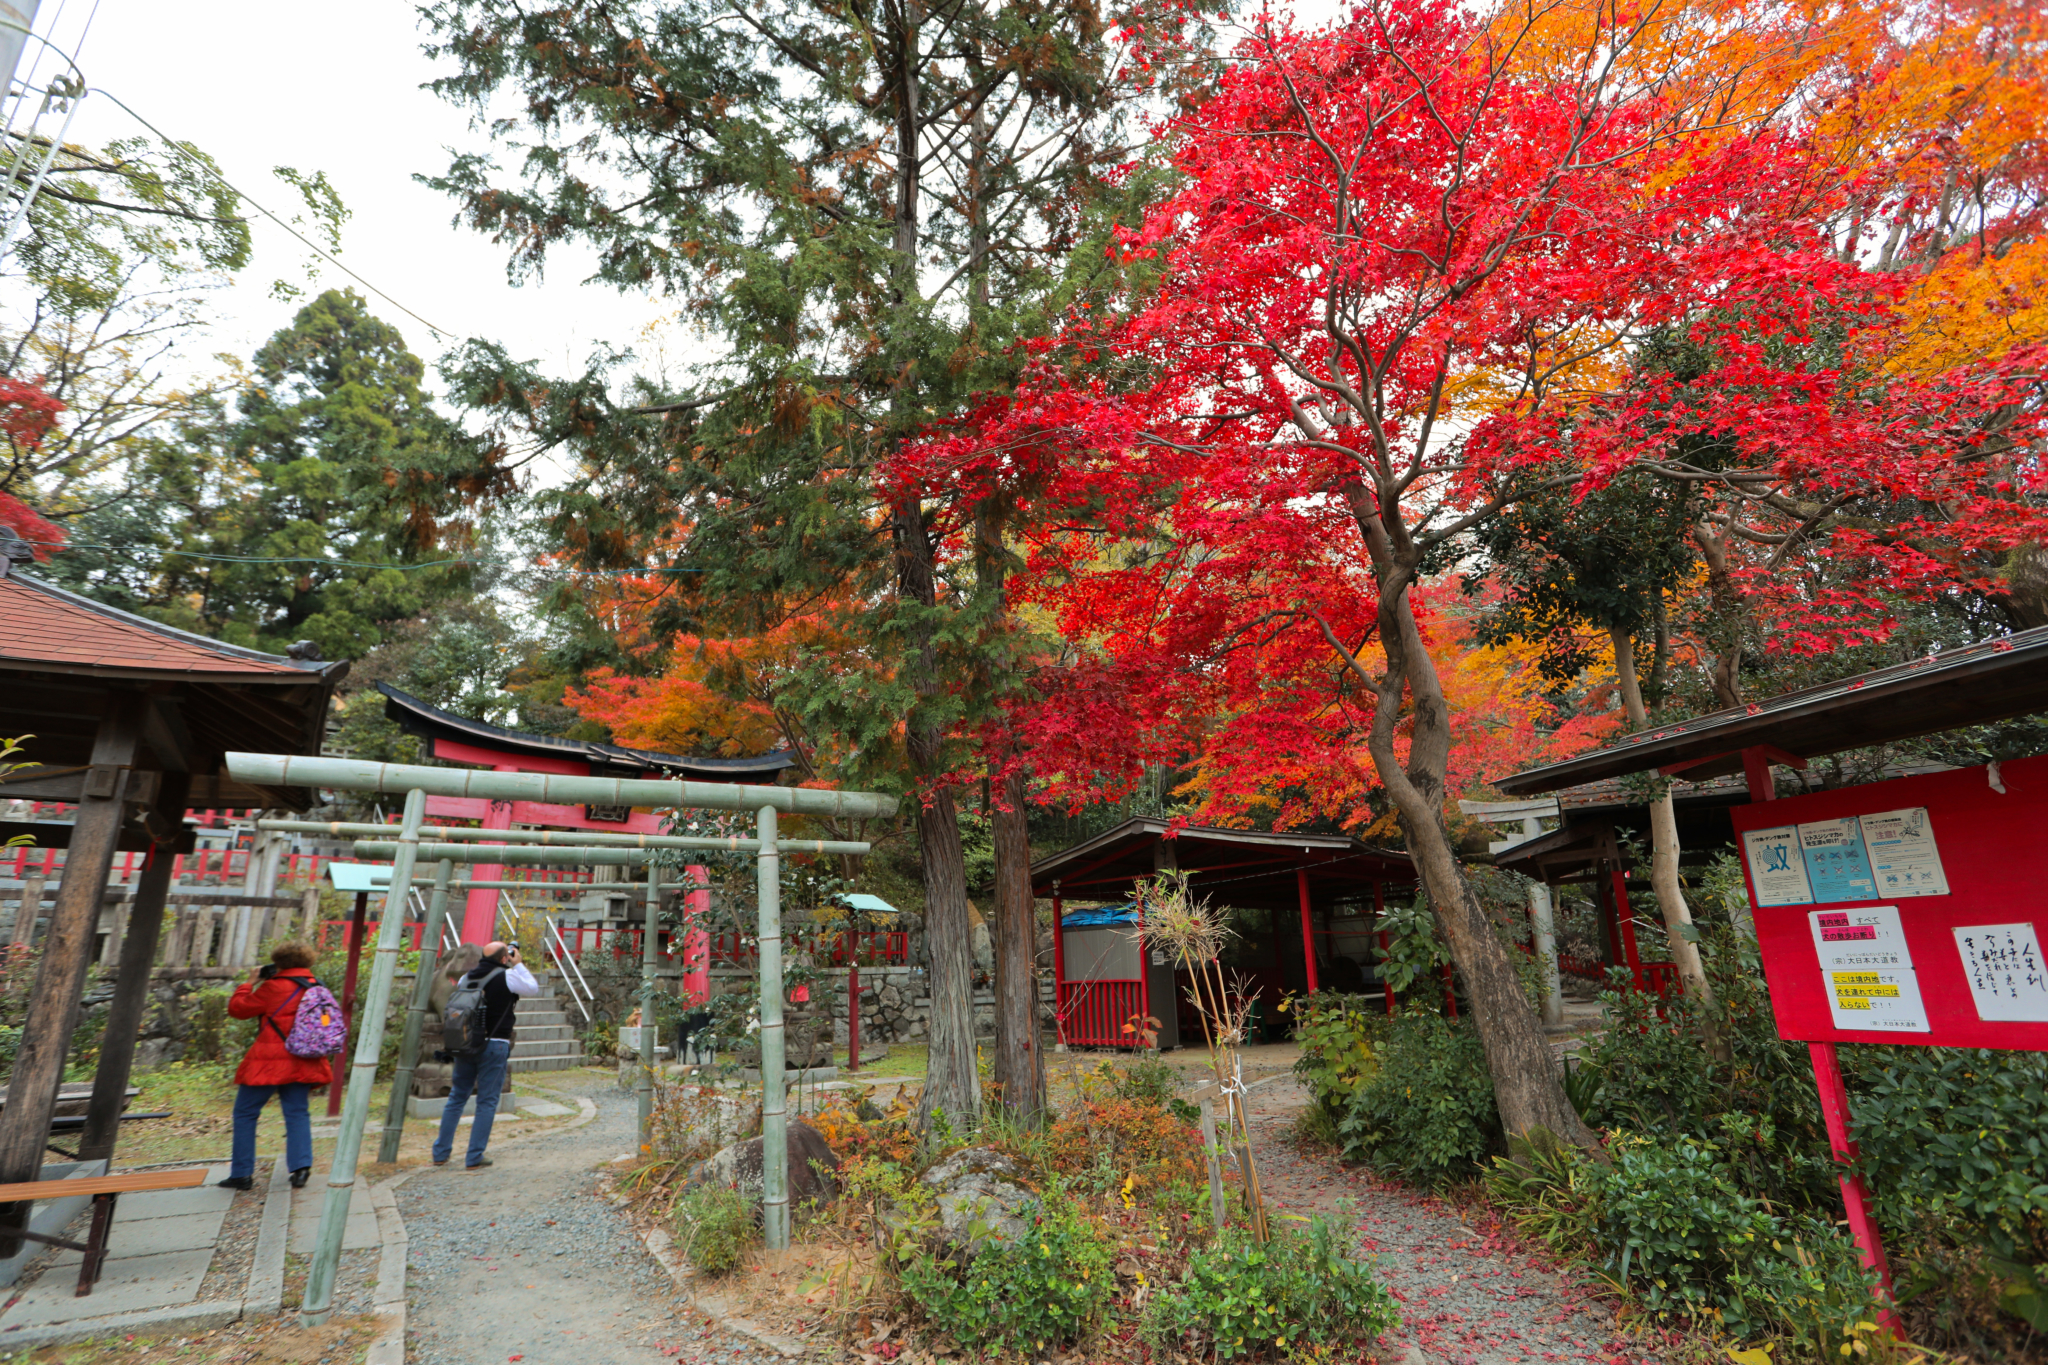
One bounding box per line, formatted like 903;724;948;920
1060;905;1136;929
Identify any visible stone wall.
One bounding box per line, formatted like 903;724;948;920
811;967;1057;1044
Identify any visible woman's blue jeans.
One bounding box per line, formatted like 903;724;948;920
231;1083;313;1180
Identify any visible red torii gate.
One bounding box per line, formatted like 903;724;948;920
377;684;797;1000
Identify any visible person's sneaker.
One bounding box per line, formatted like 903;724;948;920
463;1157;493;1171
432;1158;449;1167
216;1176;254;1191
290;1167;311;1189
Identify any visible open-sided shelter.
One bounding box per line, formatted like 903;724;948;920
1493;622;2048;1331
1029;819;1415;1048
0;569;344;1249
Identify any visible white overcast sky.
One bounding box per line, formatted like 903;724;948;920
34;0;681;388
25;0;1342;407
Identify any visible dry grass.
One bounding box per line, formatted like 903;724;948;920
6;1313;382;1365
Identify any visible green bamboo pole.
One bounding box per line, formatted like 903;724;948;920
757;804;788;1250
350;839;869;863
378;859;459;1163
262;818;857;853
225;753;898;820
302;788;426;1326
638;862;661;1152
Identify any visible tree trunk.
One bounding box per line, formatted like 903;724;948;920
1362;566;1596;1147
1690;524;1745;708
989;763;1043;1123
895;497;981;1132
914;780;981;1131
1611;627;1726;1059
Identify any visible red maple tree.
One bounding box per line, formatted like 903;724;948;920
890;0;2048;1141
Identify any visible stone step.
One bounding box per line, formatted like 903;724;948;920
513;1022;578;1042
510;1036;579;1058
507;1052;585;1073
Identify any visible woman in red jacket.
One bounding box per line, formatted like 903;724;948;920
220;942;332;1191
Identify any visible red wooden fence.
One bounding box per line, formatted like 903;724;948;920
1056;979;1146;1048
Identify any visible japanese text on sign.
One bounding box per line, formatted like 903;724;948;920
1809;906;1929;1032
1953;922;2048;1023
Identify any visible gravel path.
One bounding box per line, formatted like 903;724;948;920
1244;1078;1652;1365
395;1082;784;1365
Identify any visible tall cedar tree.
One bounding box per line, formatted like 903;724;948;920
928;0;2047;1143
421;0;1211;1127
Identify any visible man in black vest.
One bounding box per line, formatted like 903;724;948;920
433;941;538;1170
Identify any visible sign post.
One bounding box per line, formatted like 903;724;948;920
1729;752;2048;1339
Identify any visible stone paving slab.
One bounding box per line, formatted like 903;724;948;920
289;1180;381;1253
2;1247;213;1325
90;1209;225;1256
116;1181;235;1221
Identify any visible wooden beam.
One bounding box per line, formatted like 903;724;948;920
0;692;143;1254
0;766;161;805
79;772;191;1163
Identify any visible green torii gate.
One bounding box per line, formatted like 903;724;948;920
225;753;896;1326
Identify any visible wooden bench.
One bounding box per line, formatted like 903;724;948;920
0;1167;209;1297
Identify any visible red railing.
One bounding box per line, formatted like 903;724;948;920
316;920;431;952
7;846;342;886
1057;979;1145;1048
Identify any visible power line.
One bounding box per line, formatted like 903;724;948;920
19;538;701;578
87;87;459;344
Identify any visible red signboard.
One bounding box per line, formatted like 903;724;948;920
1728;755;2048;1050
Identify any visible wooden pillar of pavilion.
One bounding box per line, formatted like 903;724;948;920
0;692;144;1252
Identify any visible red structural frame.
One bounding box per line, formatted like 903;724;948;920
1722;750;2048;1339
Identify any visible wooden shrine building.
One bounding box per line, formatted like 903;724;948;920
0;567;345;1246
1030;819;1414;1049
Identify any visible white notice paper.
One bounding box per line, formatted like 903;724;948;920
1810;906;1930;1032
1744;826;1814;906
1809;905;1914;970
1953;922;2048;1023
1858;807;1950;898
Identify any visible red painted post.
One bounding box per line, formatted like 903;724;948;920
1442;962;1458;1017
847;944;861;1076
1135;882;1151;1050
1740;744;1901;1338
1297;868;1319;995
1051;883;1067;1046
1609;867;1645;991
1810;1041;1902;1335
328;890;370;1118
1741;745;1778;804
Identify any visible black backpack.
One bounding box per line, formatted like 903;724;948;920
441;966;506;1057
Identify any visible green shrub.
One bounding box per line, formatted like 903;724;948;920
1288;991;1378;1113
1105;1054;1193;1118
1849;1045;2048;1334
900;1187;1114;1355
1336;1009;1498;1183
1142;1215;1401;1361
1587;1135;1874;1341
1489;1131;1877;1350
674;1182;758;1275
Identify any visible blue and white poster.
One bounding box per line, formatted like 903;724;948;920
1799;818;1877;904
1742;825;1814;907
1859;807;1950;898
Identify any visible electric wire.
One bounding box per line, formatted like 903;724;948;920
87;87;459;344
16;536;701;578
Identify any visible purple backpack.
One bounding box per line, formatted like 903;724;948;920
271;978;349;1058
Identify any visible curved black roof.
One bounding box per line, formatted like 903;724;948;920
377;682;797;783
